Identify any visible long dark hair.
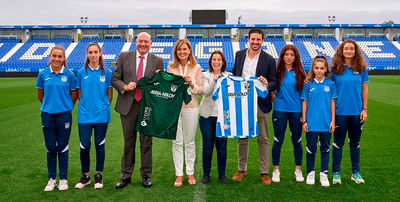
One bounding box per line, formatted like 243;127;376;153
276;45;305;91
84;42;105;74
331;39;367;74
208;50;226;73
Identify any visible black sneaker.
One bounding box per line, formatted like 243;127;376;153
74;174;91;189
94;173;103;189
219;175;228;184
201;175;210;184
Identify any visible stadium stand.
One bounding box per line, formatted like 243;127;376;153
239;37;287;63
67;38;125;71
189;38;234;71
1;24;400;73
345;37;400;70
128;38;178;69
0;39;72;72
292;37;340;70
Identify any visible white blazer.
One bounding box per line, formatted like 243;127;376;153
199;70;231;118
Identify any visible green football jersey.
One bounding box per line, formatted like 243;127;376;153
136;71;192;139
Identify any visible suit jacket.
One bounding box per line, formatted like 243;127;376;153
232;48;276;113
112;51;164;115
199;70;230;118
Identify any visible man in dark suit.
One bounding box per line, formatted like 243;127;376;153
112;32;164;189
231;28;276;185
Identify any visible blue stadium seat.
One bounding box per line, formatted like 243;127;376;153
68;38;125;71
292;37;339;70
0;39;72;72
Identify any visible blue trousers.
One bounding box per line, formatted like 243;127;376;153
78;123;108;173
41;111;72;180
306;132;331;174
199;116;227;176
332;115;363;173
272;110;303;166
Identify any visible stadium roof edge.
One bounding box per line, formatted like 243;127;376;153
0;24;399;29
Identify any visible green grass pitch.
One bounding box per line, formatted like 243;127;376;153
0;75;399;201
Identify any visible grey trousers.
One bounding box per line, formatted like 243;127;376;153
237;106;270;174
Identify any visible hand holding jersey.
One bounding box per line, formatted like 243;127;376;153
212;75;268;138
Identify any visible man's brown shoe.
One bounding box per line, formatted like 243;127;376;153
261;174;272;185
232;171;247;181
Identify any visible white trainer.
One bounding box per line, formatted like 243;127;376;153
44;179;57;192
58;179;69;191
294;169;304;182
306;171;315;185
272;170;280;182
320;172;330;187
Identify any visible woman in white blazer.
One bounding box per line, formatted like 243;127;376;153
199;50;231;184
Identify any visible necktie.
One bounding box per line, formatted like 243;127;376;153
135;55;144;101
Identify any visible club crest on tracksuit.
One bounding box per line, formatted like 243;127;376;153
64;122;70;129
324;86;330;92
61;76;67;82
100;75;105;82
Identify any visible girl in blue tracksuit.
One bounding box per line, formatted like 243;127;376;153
36;45;77;191
271;45;306;183
330;39;369;185
302;55;336;187
74;42;113;189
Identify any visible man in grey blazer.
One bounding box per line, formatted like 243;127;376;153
112;32;164;189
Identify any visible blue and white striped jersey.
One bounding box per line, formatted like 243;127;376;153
212;75;268;138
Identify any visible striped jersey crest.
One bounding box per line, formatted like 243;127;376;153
212;75;268;138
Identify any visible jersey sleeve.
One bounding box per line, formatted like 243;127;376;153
36;71;44;89
254;79;268;98
76;70;81;89
68;71;76;90
361;68;369;83
183;83;192;104
301;83;309;100
330;81;337;99
106;69;113;88
212;77;223;101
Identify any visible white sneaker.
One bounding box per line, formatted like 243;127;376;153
272;170;280;182
44;179;57;192
306;171;315;185
58;179;69;191
294;169;304;182
320;172;330;187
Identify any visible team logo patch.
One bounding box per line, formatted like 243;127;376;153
187;87;191;95
141;121;147;126
324;86;330;92
64;122;70;129
223;110;230;130
100;75;105;82
243;82;250;90
61;76;67;82
223;124;230;130
171;84;177;92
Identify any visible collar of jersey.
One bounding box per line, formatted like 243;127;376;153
50;66;65;74
314;77;325;83
228;74;246;81
88;65;100;71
